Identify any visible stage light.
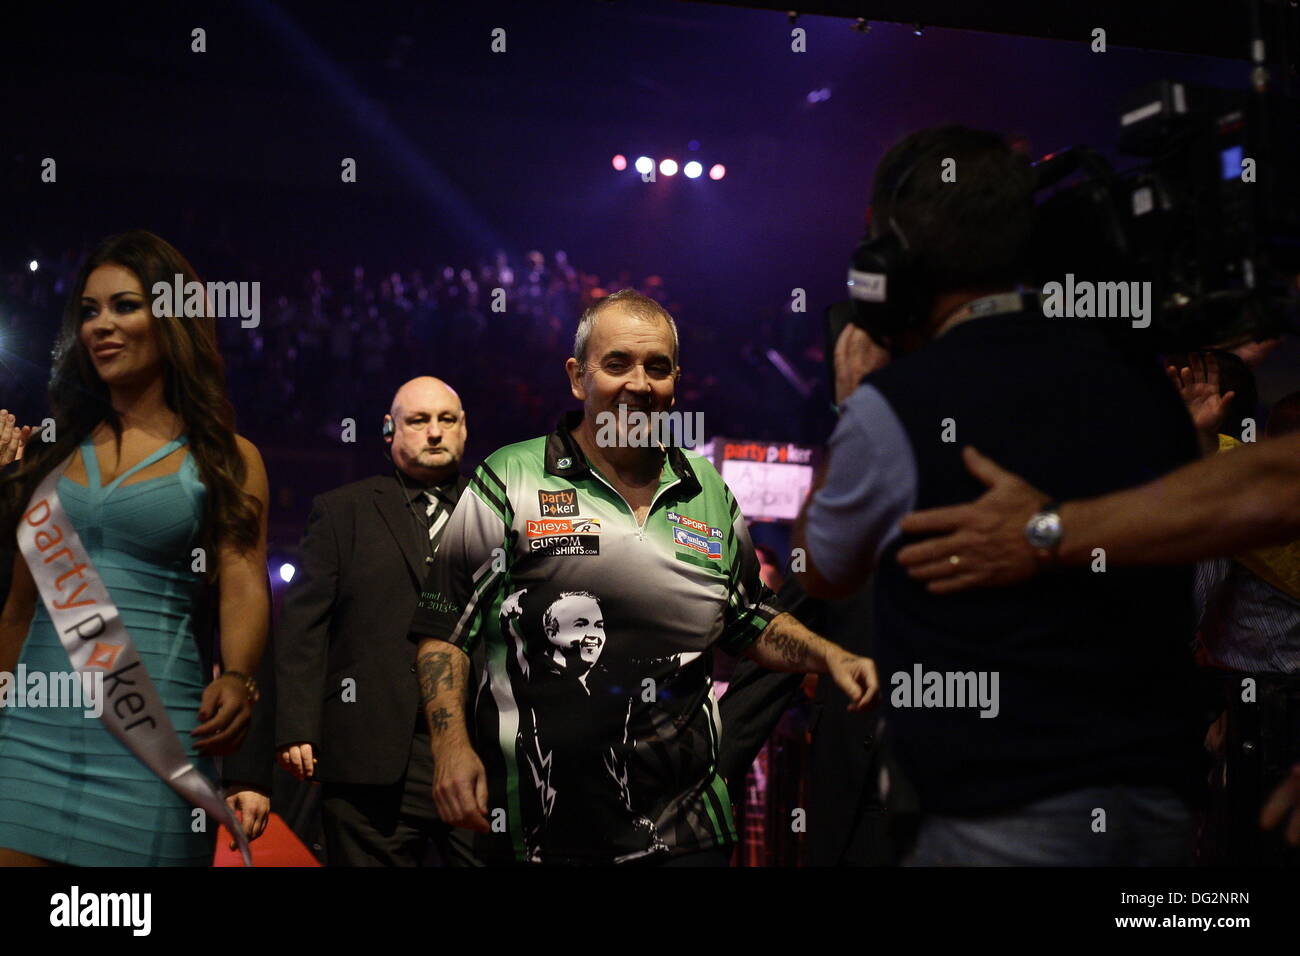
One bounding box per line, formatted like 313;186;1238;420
612;154;627;171
709;163;726;181
659;159;678;177
279;562;296;583
688;139;700;151
28;260;37;272
683;161;703;179
635;156;654;175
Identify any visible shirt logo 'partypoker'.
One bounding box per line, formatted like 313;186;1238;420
538;488;578;517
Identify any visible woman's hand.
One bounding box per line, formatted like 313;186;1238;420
0;411;33;467
192;673;254;756
225;789;270;846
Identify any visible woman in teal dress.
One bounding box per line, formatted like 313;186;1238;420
0;230;271;866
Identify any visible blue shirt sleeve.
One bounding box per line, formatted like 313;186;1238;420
805;383;918;585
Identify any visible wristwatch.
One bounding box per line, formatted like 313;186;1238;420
1023;501;1063;562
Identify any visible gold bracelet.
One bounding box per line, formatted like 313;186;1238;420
219;670;261;704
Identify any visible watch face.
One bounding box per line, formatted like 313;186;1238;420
1026;512;1062;550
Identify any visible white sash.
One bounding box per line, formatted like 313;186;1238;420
16;457;253;866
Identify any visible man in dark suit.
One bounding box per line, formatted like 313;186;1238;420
275;377;478;866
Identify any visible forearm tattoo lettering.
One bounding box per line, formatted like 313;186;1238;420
418;650;456;708
762;623;810;667
427;707;453;734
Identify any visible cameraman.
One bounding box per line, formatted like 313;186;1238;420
794;125;1205;865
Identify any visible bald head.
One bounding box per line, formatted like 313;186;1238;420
385;377;467;483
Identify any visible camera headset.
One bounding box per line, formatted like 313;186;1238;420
840;143;935;352
383;414;438;566
828;140;1043;388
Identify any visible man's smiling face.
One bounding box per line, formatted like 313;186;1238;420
567;304;677;441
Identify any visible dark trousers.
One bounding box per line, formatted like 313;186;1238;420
321;724;481;867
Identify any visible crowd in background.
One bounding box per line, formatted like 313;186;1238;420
0;248;829;463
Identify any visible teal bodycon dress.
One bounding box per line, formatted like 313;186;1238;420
0;435;218;866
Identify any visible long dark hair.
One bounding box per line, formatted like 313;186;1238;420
0;230;261;583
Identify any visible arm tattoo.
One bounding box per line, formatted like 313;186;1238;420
762;624;810;667
417;650;455;707
427;707;453;734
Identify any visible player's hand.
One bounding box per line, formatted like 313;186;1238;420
826;649;879;712
225;789;271;846
277;742;318;780
897;446;1049;593
1260;763;1300;846
192;674;254;756
432;739;491;833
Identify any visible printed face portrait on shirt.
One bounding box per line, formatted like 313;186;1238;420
543;592;606;670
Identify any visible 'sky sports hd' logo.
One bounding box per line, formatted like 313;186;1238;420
666;511;723;539
673;527;722;559
538;488;578;517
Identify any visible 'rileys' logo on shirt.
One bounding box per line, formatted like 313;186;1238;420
538;488;579;517
527;517;600;537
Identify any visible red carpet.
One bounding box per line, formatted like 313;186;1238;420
213;813;321;867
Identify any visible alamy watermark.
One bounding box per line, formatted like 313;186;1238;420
50;885;151;936
0;666;103;718
1041;273;1151;328
890;665;1000;718
152;273;260;328
594;407;704;448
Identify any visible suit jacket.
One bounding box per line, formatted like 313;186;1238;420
275;470;468;786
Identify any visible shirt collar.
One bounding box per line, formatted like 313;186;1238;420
399;471;462;508
934;289;1040;339
545;410;701;498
